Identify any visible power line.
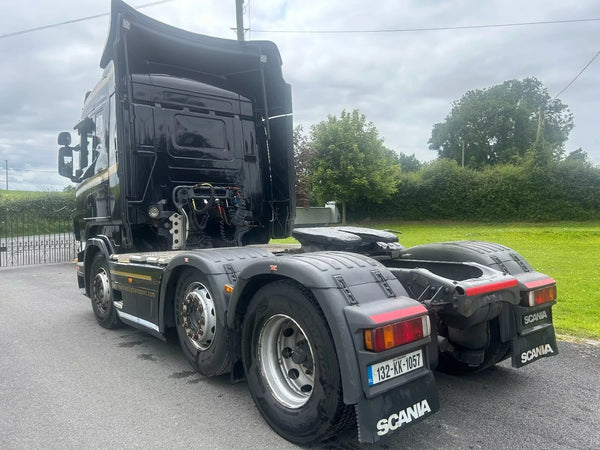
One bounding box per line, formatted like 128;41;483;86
0;0;174;40
0;165;57;174
554;50;600;98
251;17;600;34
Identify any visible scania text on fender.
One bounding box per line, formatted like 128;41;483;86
523;309;549;326
376;399;432;436
521;344;555;364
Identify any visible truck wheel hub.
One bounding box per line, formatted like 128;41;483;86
92;268;111;314
181;283;216;351
258;314;315;409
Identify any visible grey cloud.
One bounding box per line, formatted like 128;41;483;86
1;0;598;191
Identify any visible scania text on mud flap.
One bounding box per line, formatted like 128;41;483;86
57;1;558;444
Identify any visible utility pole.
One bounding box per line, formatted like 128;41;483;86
535;106;544;144
4;160;6;190
235;0;245;41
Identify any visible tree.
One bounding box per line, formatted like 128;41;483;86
293;125;316;208
429;78;573;169
565;148;593;167
395;151;422;172
309;110;401;223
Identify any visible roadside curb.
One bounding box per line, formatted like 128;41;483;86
557;334;600;347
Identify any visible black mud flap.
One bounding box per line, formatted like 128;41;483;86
355;371;439;443
512;303;559;368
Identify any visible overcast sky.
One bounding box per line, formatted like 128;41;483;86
0;0;598;191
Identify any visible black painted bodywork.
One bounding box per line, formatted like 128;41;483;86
62;0;294;254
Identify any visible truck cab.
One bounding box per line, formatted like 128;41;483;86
58;0;294;254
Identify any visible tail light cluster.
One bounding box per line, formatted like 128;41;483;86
364;314;431;352
523;284;557;307
521;278;557;307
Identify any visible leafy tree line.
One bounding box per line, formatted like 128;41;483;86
295;77;599;222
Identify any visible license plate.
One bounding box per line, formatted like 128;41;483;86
367;349;423;386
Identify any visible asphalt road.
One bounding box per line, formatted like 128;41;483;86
1;263;598;449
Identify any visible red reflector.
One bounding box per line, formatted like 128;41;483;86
465;278;518;296
393;317;425;346
369;304;427;324
524;278;556;289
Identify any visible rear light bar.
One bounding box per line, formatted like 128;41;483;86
364;315;431;352
464;278;518;296
523;284;557;307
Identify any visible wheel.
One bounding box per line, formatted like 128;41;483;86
242;280;355;445
89;253;122;329
437;318;511;375
174;269;229;376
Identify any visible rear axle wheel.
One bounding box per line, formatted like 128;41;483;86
242;280;355;444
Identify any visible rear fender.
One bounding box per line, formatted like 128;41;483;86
227;251;436;406
510;274;559;366
343;298;439;443
403;240;534;275
400;241;559;366
82;236;115;295
157;247;274;333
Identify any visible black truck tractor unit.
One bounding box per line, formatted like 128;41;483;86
57;0;558;444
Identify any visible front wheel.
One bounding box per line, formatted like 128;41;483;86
174;269;229;376
242;280;355;445
89;253;122;329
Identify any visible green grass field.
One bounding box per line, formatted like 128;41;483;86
282;222;600;341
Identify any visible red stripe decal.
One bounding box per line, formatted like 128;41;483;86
524;278;556;289
369;304;427;324
465;278;518;296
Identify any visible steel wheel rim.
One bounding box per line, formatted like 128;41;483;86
92;267;111;315
258;314;315;409
181;282;216;351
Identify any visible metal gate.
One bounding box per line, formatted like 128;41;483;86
0;213;77;267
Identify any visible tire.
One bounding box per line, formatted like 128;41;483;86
437;318;510;375
174;268;229;376
242;280;355;445
89;253;122;329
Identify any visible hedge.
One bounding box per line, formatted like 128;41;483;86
348;159;600;222
0;191;75;237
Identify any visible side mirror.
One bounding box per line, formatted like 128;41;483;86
58;131;71;146
58;146;75;180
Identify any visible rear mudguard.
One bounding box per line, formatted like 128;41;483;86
392;241;559;367
227;250;439;443
81;236;116;293
401;240;534;274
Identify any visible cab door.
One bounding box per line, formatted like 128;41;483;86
76;105;111;222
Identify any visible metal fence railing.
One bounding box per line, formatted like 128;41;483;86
0;214;77;267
